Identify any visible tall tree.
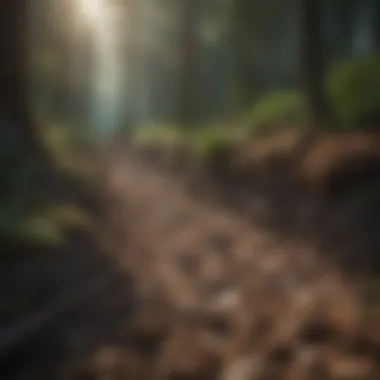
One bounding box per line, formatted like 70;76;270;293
177;0;202;126
234;0;255;112
0;4;135;377
298;0;332;127
371;0;380;50
0;1;31;129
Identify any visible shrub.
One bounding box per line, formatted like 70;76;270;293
133;123;185;151
243;90;306;135
327;54;380;128
190;126;238;162
0;114;94;247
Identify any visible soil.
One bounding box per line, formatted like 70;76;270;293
5;129;380;380
67;134;380;380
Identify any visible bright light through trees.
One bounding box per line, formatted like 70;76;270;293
77;0;105;26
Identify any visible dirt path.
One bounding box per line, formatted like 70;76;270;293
87;151;378;380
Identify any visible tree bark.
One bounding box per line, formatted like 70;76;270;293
234;0;256;112
298;0;332;128
0;0;51;161
372;0;380;50
177;0;202;127
0;1;30;128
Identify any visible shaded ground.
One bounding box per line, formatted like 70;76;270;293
0;160;135;380
68;145;380;380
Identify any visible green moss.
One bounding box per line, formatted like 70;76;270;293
243;90;306;135
190;127;236;163
327;53;380;128
0;199;94;248
0;114;96;248
132;122;245;170
133;123;185;150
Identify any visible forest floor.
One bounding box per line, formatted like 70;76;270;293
67;140;380;380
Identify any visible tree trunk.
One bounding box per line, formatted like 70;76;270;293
298;0;332;128
0;0;52;161
177;0;202;127
0;4;135;376
0;1;31;128
372;0;380;50
234;0;255;113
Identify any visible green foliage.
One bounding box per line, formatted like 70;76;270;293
190;126;237;163
133;123;186;150
243;90;306;135
0;201;93;247
37;114;96;176
0;114;94;248
133;121;244;170
241;54;380;133
32;50;60;77
327;54;380;128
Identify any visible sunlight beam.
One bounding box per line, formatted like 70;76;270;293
77;0;105;25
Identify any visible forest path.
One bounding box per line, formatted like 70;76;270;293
90;148;373;379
